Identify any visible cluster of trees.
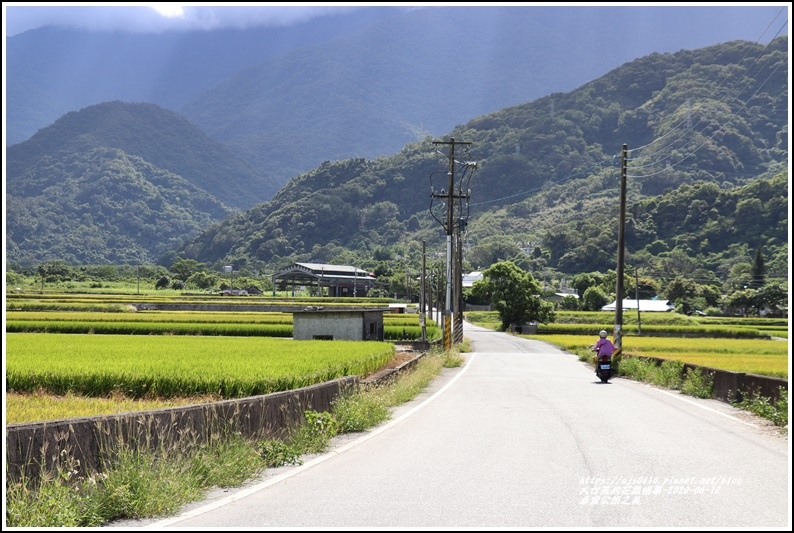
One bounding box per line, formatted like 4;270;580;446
465;250;786;331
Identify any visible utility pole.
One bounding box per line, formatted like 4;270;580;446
454;231;464;344
432;138;472;350
614;144;628;356
420;241;427;343
635;266;642;336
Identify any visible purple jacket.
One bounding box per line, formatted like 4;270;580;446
595;337;614;357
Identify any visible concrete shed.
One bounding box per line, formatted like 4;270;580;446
291;307;389;341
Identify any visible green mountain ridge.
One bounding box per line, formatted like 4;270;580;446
4;37;789;287
6;146;230;265
173;37;788;287
6;101;281;209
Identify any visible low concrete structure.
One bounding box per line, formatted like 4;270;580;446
6;377;358;483
291;307;389;341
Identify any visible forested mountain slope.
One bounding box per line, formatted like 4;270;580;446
174;37;788;286
7;5;783;192
5;102;275;265
179;6;786;185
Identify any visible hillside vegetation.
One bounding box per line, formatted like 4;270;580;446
175;38;788;288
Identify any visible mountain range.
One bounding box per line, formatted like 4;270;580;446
6;5;787;196
4;6;789;287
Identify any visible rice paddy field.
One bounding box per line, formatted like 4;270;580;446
530;334;788;379
465;310;790;379
4;293;440;424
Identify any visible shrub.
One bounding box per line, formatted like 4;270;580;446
681;367;714;398
732;387;788;428
652;360;685;389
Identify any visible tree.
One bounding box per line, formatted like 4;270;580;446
635;276;660;299
38;260;75;283
571;272;603;299
170;258;205;283
470;261;555;331
664;277;698;303
187;271;218;290
560;295;579;311
581;286;609;311
755;283;787;314
726;288;757;316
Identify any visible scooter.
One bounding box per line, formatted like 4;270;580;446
593;351;612;383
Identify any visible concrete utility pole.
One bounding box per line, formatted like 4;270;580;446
431;138;472;350
614;144;628;356
420;241;427;343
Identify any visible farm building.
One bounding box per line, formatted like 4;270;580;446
273;262;384;297
290;307;389;341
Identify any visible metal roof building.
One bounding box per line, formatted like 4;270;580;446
273;262;382;297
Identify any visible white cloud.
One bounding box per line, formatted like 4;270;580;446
3;3;367;37
150;6;186;19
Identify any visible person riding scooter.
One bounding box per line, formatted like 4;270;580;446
593;330;615;380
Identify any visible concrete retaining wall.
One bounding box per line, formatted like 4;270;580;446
622;355;787;403
6;377;358;483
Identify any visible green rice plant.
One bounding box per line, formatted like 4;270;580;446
7;311;441;341
6;310;294;324
6;334;394;402
536;323;769;338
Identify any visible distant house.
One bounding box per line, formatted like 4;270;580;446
462;271;483;288
544;291;579;304
221;288;249;296
601;299;675;312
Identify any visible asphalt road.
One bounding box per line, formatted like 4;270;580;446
111;321;790;529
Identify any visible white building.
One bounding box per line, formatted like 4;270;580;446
601;299;675;312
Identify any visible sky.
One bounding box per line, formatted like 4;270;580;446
2;3;382;37
5;2;789;39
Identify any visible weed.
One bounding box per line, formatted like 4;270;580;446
256;439;304;468
616;356;655;382
652;360;685;389
732;387;788;429
680;367;714;399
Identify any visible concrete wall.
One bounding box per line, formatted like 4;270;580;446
6;377;358;483
620;356;787;403
294;313;363;340
293;311;385;341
